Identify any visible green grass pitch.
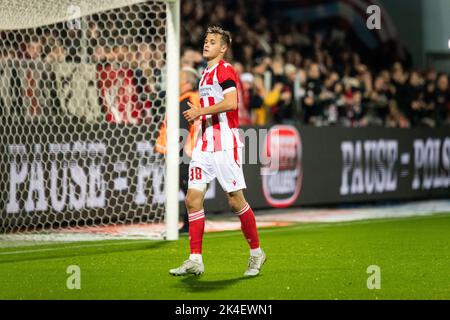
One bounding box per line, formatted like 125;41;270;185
0;214;449;300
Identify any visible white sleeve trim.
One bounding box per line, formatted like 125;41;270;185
223;87;237;95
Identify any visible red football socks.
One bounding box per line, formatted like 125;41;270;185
236;203;260;249
189;204;260;254
188;209;205;254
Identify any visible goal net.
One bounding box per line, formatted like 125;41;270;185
0;0;180;243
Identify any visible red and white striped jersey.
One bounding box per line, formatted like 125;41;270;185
196;60;244;152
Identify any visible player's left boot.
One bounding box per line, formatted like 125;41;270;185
244;249;266;276
169;259;204;276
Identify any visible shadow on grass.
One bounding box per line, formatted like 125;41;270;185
174;275;258;293
0;240;170;265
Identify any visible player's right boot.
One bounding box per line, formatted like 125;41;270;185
169;259;204;276
244;249;267;276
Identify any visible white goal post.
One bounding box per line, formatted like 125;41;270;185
0;0;180;242
165;0;180;241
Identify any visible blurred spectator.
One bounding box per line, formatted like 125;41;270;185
303;63;324;125
433;74;450;126
24;37;42;60
45;43;67;63
386;101;410;128
248;75;268;126
405;71;429;127
366;75;392;126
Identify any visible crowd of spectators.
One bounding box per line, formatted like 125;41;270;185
1;0;449;127
0;6;167;122
181;0;450;128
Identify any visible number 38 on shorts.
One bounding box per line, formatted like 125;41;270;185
189;167;203;181
187;148;247;194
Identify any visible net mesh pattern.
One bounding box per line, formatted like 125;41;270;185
0;1;170;237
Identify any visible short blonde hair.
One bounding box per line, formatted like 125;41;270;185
206;25;232;47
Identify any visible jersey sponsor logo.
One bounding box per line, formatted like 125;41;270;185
199;86;213;97
261;125;303;208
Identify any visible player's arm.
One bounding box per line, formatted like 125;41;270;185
184;89;237;122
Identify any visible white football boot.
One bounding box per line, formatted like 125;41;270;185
169;259;204;276
244;250;267;276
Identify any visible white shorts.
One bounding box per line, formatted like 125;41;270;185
188;147;247;193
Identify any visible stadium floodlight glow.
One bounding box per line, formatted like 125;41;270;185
0;0;180;242
448;38;450;50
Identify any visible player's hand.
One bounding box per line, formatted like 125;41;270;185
183;102;201;122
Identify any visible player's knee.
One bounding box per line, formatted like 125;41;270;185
185;192;202;212
227;192;246;213
227;198;238;212
184;195;196;212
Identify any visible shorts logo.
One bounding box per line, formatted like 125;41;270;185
261;125;303;208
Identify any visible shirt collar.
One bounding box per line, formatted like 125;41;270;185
206;60;222;73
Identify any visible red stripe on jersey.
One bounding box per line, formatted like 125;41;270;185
200;70;208;87
226;109;239;129
200;98;207;151
206;69;215;85
209;97;222;151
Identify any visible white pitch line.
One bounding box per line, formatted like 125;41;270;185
0;239;153;256
0;223;349;256
206;213;450;239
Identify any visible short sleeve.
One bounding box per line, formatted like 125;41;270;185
217;63;237;94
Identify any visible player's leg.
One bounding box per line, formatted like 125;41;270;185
227;190;260;250
185;187;207;259
226;190;266;276
170;150;213;276
214;148;266;276
168;187;207;276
